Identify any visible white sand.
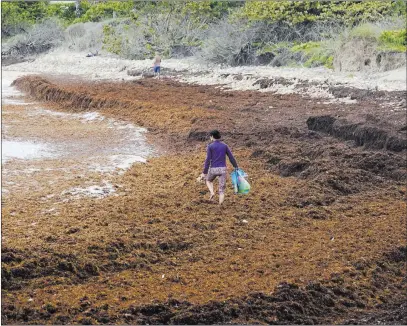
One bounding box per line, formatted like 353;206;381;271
3;50;406;97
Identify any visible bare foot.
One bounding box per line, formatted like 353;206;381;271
209;193;215;201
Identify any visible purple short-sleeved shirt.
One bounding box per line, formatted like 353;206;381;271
203;140;238;174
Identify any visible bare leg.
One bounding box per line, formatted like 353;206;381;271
218;172;226;205
206;180;215;200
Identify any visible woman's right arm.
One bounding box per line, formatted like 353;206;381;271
203;145;212;174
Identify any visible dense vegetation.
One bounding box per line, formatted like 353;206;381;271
1;0;406;68
238;1;405;25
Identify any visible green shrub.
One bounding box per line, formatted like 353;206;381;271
291;41;321;53
102;24;123;55
291;41;334;69
349;23;382;39
181;1;235;21
1;1;47;37
46;3;77;25
337;22;406;54
305;54;334;69
74;0;134;23
379;29;407;51
238;1;401;26
256;42;292;55
253;40;333;68
101;20;153;59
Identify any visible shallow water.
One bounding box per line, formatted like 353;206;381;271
2;140;55;162
1;70;154;199
1;73;28;104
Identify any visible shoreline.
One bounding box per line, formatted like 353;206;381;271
2;49;406;93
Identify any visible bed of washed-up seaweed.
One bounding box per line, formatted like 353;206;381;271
2;76;406;324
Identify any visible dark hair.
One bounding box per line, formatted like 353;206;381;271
210;130;221;139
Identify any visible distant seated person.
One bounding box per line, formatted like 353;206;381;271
153;53;161;77
86;50;98;57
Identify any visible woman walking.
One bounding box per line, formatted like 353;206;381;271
199;130;238;205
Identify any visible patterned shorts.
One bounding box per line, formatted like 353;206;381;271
206;167;227;194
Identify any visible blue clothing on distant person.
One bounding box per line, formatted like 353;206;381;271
153;54;161;74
